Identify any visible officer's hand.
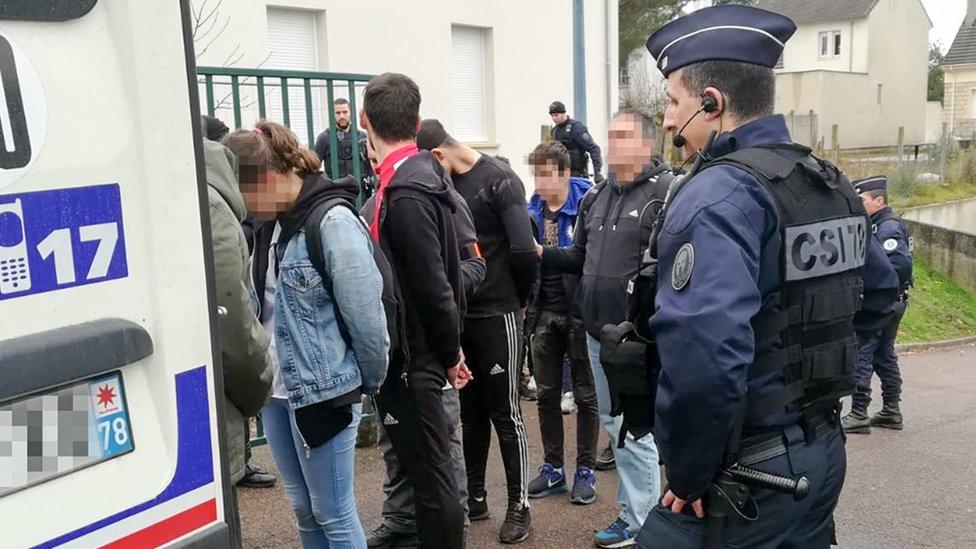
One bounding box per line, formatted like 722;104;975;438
535;242;544;258
662;490;704;519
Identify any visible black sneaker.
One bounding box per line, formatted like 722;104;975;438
595;442;616;471
570;467;596;505
468;495;491;521
237;462;277;488
366;524;418;548
498;502;531;544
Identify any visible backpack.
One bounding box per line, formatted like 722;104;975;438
304;197;407;365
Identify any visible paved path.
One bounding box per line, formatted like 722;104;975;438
239;344;976;548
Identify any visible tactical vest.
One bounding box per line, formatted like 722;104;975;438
706;144;867;427
325;130;359;179
552;122;588;175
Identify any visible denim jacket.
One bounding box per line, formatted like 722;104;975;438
273;206;389;408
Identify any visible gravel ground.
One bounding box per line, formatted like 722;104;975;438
239;344;976;548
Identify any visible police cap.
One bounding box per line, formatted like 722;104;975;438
645;5;796;77
548;101;567;114
853;175;887;194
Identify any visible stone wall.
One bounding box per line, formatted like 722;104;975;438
904;219;976;296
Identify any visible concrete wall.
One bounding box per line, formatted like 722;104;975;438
193;0;618;188
926;100;945;144
902;197;976;236
905;219;976;296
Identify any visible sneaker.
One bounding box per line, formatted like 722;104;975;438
237;462;277;488
560;391;575;414
570;467;596;505
520;375;538;401
594;442;616;471
528;462;567;498
366;524;418;548
595;518;635;548
498;502;531;544
468;495;491;521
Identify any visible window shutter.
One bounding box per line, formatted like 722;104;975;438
451;26;488;142
266;8;320;146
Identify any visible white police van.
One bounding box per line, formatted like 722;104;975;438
1;1;238;546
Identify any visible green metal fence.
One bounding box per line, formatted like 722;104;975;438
197;66;374;184
198;66;376;447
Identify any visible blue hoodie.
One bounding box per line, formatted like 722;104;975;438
527;176;593;245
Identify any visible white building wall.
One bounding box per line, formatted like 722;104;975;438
773;0;930;148
192;0;617;188
779;18;869;74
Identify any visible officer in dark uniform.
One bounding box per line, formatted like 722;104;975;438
636;6;878;547
314;97;374;197
549;101;604;182
843;176;913;433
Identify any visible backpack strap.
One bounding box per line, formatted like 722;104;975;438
305;197;362;346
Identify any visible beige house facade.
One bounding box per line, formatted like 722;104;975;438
943;1;976;141
760;0;931;149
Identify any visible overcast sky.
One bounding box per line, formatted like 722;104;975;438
924;0;966;52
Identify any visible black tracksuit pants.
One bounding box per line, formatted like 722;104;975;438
531;311;599;469
460;312;530;507
375;354;464;549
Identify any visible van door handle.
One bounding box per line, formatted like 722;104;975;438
0;318;153;403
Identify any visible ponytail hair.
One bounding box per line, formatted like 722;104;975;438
222;119;321;180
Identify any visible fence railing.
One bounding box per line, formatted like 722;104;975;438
197;66;374;183
199;66;375;447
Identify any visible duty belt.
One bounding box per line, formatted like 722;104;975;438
737;418;835;467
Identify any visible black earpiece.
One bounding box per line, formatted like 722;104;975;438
700;92;719;113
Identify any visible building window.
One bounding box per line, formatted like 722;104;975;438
877;84;883;106
266;8;320;145
971;89;976;118
451;25;492;142
818;30;841;58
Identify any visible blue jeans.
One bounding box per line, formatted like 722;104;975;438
263;398;366;549
587;334;660;532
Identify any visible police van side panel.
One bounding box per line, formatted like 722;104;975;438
1;1;233;546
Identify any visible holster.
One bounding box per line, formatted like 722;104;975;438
599;322;659;446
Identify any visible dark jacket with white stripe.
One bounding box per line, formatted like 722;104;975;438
542;162;674;338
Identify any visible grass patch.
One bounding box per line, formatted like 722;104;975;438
898;259;976;343
891;178;976;209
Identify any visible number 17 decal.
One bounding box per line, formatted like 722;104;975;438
0;183;127;301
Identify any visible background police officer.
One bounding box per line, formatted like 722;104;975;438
843;176;913;433
549;101;604;182
314;97;374;196
639;5;867;547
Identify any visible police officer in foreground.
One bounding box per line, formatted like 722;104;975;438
549;101;604;182
843;176;913;434
636;5;877;546
314;97;374;197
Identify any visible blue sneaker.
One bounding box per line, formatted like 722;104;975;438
570;467;596;505
595;518;635;548
527;462;567;498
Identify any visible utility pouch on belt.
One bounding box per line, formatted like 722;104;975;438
599;322;658;446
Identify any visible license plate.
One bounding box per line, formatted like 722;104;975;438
0;372;134;497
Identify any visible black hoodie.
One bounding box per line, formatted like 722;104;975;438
542;161;674;338
252;173;361;304
377;151;465;371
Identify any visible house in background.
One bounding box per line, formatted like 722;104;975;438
943;0;976;142
760;0;931;149
195;0;619;186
